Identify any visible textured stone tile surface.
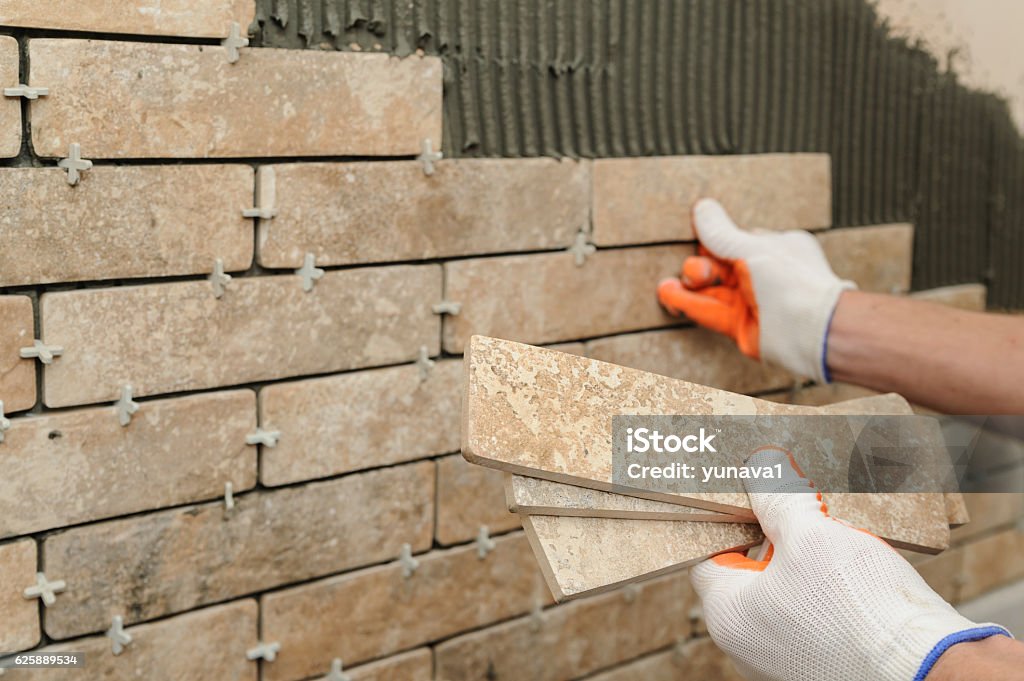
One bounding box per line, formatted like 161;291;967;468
30;40;442;158
42;462;434;639
436;454;521;545
464;337;949;552
257;159;589;267
768;382;881;407
818;224;914;293
591;154;831;245
0;0;253;37
0;166;253;286
0;539;39;653
951;493;1024;544
261;533;549;681
911;284;987;311
507;476;733;521
434;570;693;681
16;600;258;681
0;36;19;158
0;390;255;537
588;639;745;681
342;649;432;681
260;361;460;486
444;246;690;353
0;295;36;412
524;515;763;600
909;546;966;603
41;265;441;407
586;327;793;394
959;527;1024;601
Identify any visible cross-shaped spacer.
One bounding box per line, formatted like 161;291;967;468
23;572;66;607
106;616;133;655
222;22;249;64
57;143;92;186
3;84;49;100
295;253;325;292
326;659;352;681
568;228;596;267
417;139;443;176
20;339;63;365
246;641;281;662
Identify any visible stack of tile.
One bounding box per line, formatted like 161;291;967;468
463;335;962;601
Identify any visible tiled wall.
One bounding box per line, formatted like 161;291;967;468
1;4;1022;680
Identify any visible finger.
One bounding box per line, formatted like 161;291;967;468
742;448;825;546
681;255;733;289
691;198;756;260
691;554;764;603
657;280;739;336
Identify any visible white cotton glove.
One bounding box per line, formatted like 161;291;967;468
658;199;857;382
691;448;1010;681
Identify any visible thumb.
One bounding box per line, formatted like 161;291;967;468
691;552;764;604
691;198;756;260
743;448;826;547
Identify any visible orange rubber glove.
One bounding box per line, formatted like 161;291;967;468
658;199;856;382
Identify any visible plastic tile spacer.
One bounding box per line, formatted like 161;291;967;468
23;572;66;607
224;482;235;511
19;339;63;365
295;253;325;292
106;615;132;656
528;598;545;633
115;384;140;427
567;226;596;267
326;658;352;681
415;346;435;381
432;300;462;316
246;641;281;662
623;583;642;603
398;543;419;579
221;22;250;64
0;401;10;445
242;167;277;220
475;525;496;559
57;143;92;186
245;428;281;448
3;84;49;100
417;138;443;176
209;258;232;299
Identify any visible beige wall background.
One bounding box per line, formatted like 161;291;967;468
875;0;1024;132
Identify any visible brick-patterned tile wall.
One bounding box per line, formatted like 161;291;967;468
1;6;1021;681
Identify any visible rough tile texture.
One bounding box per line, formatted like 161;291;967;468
959;527;1024;602
260;361;460;486
591;154;831;245
257;159;590;267
0;36;19;158
434;570;693;681
41;265;441;407
0;0;254;37
911;283;988;311
524;515;763;600
342;649;432;681
588;640;745;681
818;224;914;293
586;327;794;394
0;166;254;286
0;390;256;537
768;382;881;407
261;533;549;681
908;547;966;603
0;539;39;653
16;600;258;681
444;246;691;353
436;454;521;546
42;462;434;639
464;336;950;552
951;493;1024;544
0;295;36;412
507;476;734;521
30;40;442;158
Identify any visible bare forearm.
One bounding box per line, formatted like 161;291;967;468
928;635;1024;680
826;291;1024;414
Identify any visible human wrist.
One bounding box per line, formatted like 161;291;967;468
926;632;1021;681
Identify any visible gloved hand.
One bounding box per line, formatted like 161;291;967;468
692;448;1010;681
657;198;856;382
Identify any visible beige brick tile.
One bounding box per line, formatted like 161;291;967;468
911;284;987;311
591;154;831;246
0;166;253;286
951;493;1024;544
0;390;256;538
0;0;253;38
958;527;1024;601
16;600;258;681
765;382;882;407
343;648;432;681
260;361;460;486
261;533;549;681
40;265;441;407
436;454;521;546
434;571;693;681
42;462;434;639
817;224;914;293
0;295;36;412
443;246;691;353
0;539;40;653
30;40;442;159
257;159;589;267
586;327;793;394
910;546;966;603
0;36;19;158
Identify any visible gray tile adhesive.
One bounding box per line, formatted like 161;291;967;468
253;0;1024;308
